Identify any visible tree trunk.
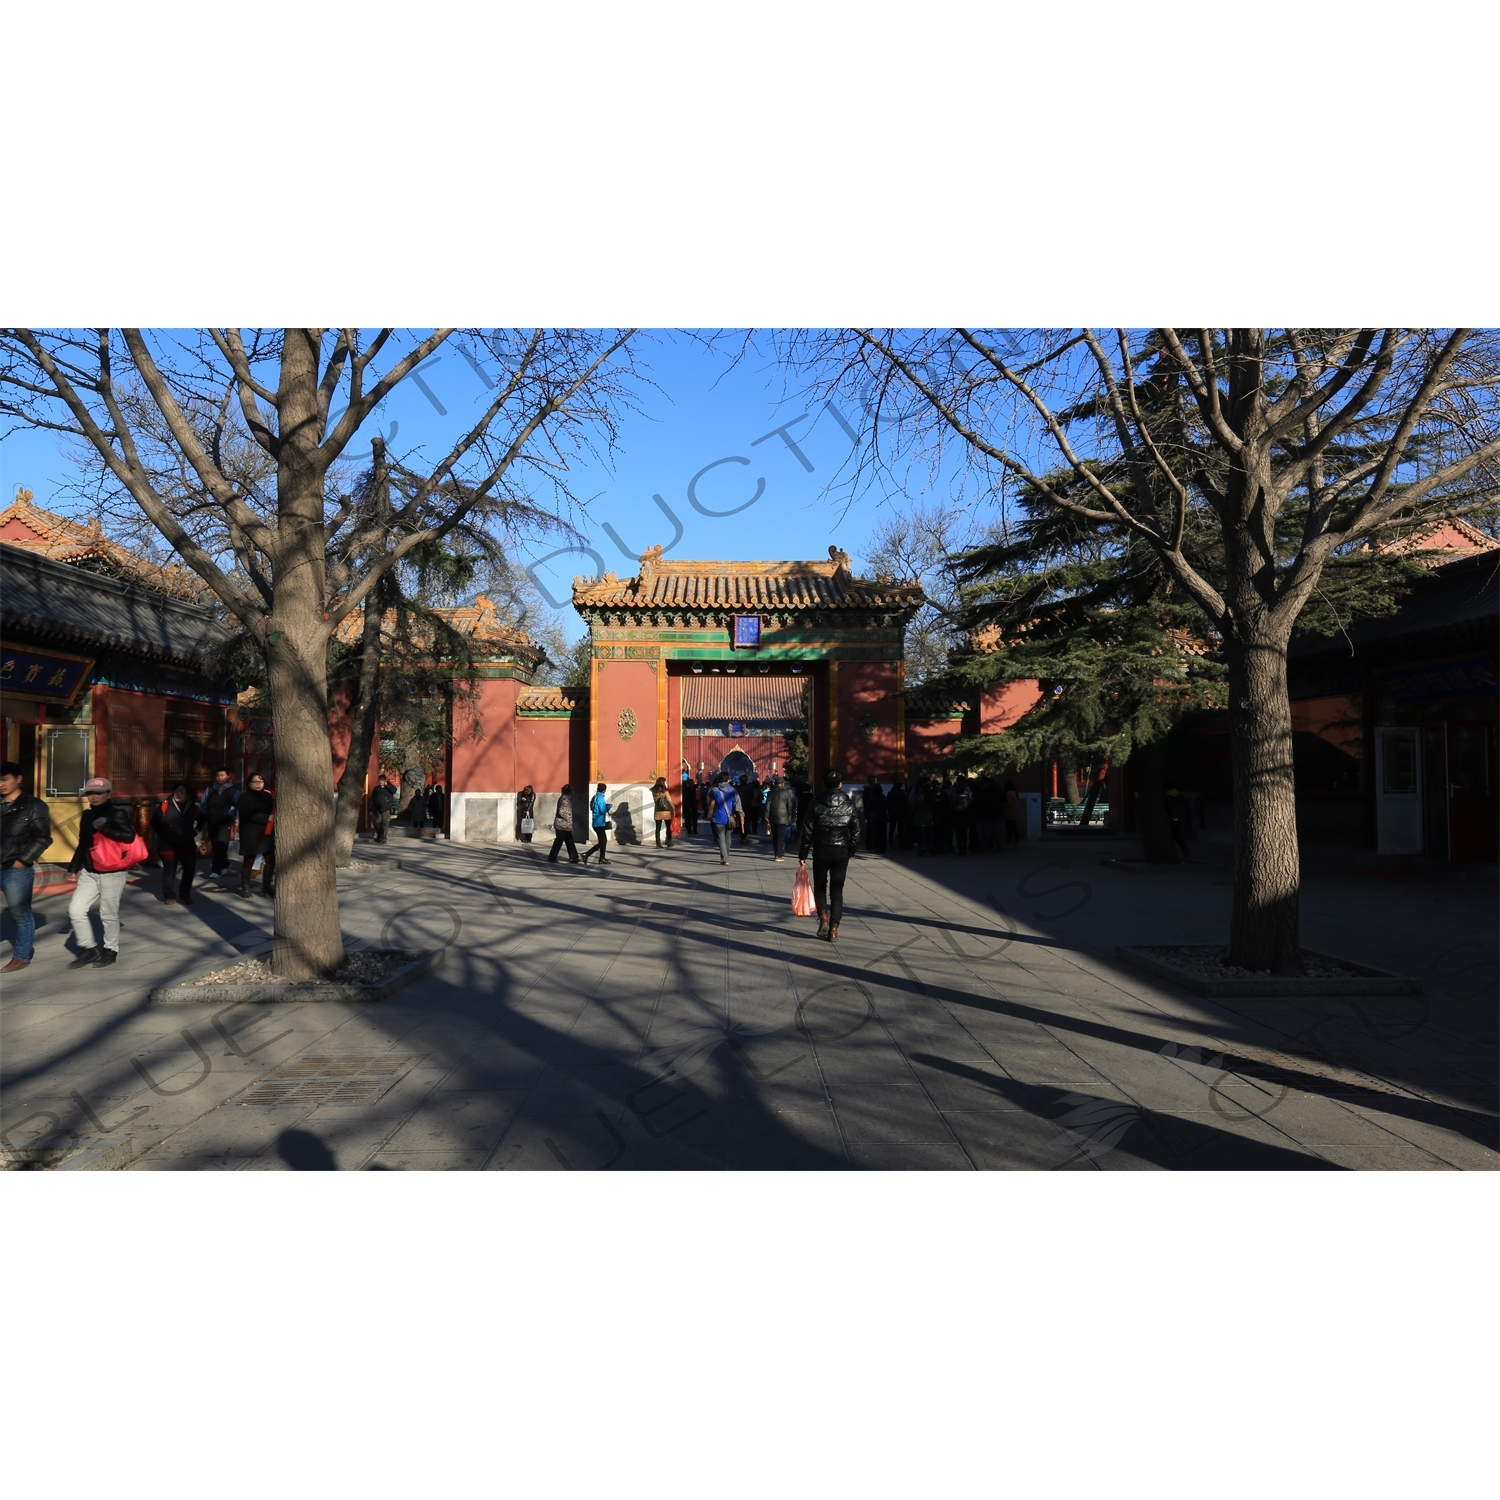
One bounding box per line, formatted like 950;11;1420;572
267;330;343;981
1134;739;1180;864
333;592;383;867
1226;627;1303;974
1076;762;1107;827
1062;766;1083;804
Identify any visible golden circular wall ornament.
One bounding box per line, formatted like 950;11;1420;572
617;708;638;740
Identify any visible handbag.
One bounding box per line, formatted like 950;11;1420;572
93;832;150;872
521;816;535;835
196;837;212;857
791;863;817;917
669;816;681;836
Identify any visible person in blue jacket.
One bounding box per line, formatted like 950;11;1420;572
580;782;611;865
706;772;741;867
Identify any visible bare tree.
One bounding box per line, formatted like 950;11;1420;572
0;328;637;978
861;497;1001;685
796;329;1500;974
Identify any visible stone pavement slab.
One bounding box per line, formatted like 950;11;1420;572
3;832;1495;1171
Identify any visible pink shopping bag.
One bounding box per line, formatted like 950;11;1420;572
791;863;817;917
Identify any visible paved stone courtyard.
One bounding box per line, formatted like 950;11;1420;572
2;831;1495;1170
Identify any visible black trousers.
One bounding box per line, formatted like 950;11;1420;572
683;800;699;832
240;847;274;892
654;818;673;846
162;848;197;899
582;828;609;862
812;854;850;925
548;832;579;862
207;821;234;874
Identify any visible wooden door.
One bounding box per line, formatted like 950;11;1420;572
1447;722;1498;863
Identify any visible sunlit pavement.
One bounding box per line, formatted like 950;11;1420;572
2;833;1495;1170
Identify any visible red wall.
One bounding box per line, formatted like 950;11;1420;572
684;732;795;781
515;716;572;794
906;716;964;765
839;661;900;782
452;678;519;791
594;659;657;783
980;678;1043;734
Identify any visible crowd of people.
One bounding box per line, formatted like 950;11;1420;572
670;767;1027;859
0;761;284;975
526;765;1030;937
1;756;1027;974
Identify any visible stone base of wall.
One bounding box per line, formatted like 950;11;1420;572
449;787;657;846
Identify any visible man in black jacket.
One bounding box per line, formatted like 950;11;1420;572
798;768;864;941
766;775;798;862
1;759;52;971
200;768;239;878
67;777;137;967
370;774;397;843
151;783;203;905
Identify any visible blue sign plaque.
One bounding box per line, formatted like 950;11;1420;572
733;615;761;649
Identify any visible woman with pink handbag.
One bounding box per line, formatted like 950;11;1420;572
67;776;145;968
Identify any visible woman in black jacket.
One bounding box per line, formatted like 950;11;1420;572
236;773;276;898
151;783;203;905
517;784;536;843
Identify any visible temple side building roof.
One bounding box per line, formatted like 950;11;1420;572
333;595;545;668
516;684;587;714
681;675;806;720
0;541;230;666
0;487;206;601
1368;517;1499;567
572;545;925;616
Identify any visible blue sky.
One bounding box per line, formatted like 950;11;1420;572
0;330;935;643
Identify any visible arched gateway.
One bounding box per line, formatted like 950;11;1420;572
445;546;925;844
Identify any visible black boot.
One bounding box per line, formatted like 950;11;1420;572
68;946;99;968
92;948;118;966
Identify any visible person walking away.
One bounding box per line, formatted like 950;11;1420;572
236;772;276;898
200;767;239;879
885;777;908;851
370;774;397;843
548;784;581;863
1165;787;1193;858
517;784;537;843
911;780;934;855
933;775;954;855
863;780;886;854
952;777;974;855
766;774;797;862
651;777;675;848
798;769;863;941
427;783;446;835
743;776;764;844
407;785;429;832
1;759;51;972
151;783;201;906
581;783;611;865
708;773;739;866
1003;780;1021;849
680;772;699;835
67;776;136;967
975;774;1001;852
